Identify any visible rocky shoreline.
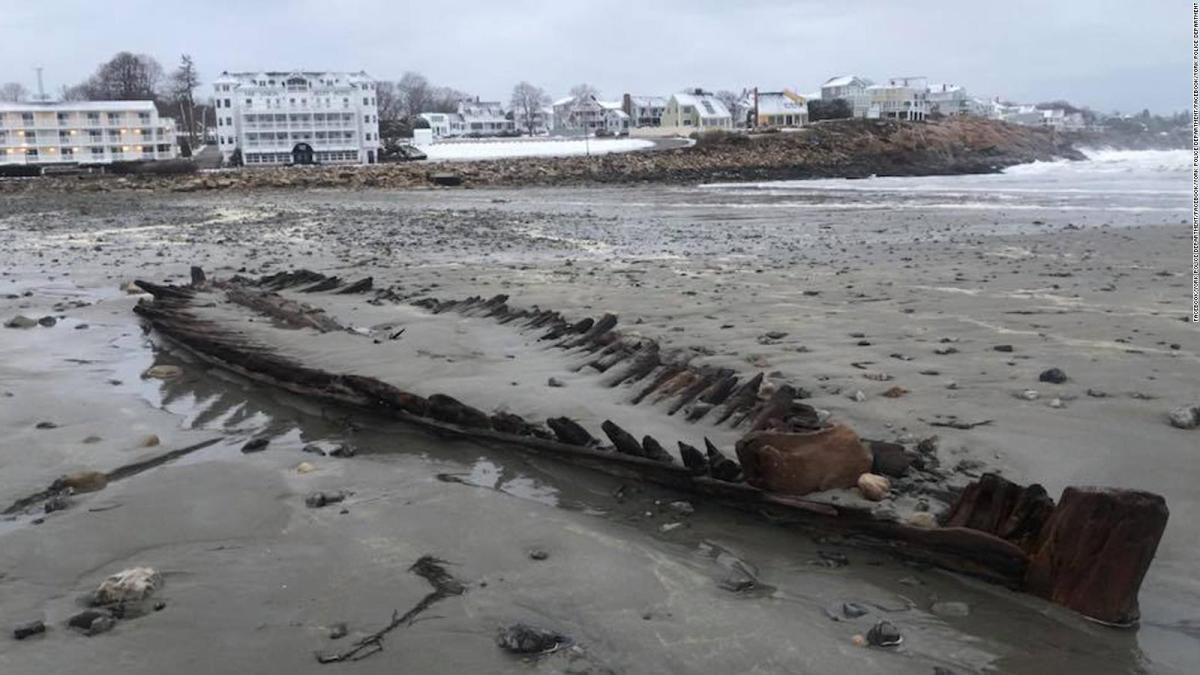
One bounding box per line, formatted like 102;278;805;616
0;117;1084;194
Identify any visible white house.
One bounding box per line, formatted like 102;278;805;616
866;77;929;121
820;75;874;118
926;83;970;116
751;90;808;128
456;99;515;136
212;70;380;165
418;112;456;138
622;95;667;127
0;101;177;166
662;90;732;130
551;94;628;134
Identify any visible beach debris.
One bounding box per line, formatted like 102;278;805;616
305;491;349;509
1017;389;1040;401
944;473;1054;552
4;315;38;329
677;442;708;475
881;386;908;398
528;548;549;561
52;471;108;494
12;620;45;640
241;437;270;453
1049;397;1065;409
857;473;890;501
316;556;464;663
496;623;569;655
92;567;162;606
669;500;694;516
704;439;743;482
850;389;867;402
142;364;182;380
736;425;870;495
328;623;348;640
546;417;595;447
926;418;993;430
1167;404;1199;430
1038;368;1068;384
866;620;903;647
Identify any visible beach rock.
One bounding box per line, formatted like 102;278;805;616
669;500;694;515
296;461;316;474
842;602;870;619
528;548;549;561
546;377;565;388
140;434;160;447
868;440;913;477
142;364;182;380
1025;486;1169;625
12;620;45;640
52;471;108;494
328;622;348;640
496;623;567;654
241;437;270;453
1017;389;1040;401
37;316;57;327
907;512;938;529
1166;405;1199;429
735;424;871;495
302;444;327;456
993;344;1014;352
857;473;890;501
92;567;161;605
305;491;349;509
1038;368;1068;384
881;386;908;398
4;315;37;329
68;609;112;634
35;421;58;429
44;492;71;513
85;616;116;636
866;620;903;647
329;444;356;458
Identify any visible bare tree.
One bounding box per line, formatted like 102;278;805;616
714;90;743;126
569;83;599;100
397;72;434;118
169;55;201;145
73;52;164;100
510;81;550;135
375;81;402;121
0;82;28;102
430;86;469;113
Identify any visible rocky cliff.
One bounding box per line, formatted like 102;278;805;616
3;117;1084;194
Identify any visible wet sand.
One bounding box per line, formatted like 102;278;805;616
0;182;1197;674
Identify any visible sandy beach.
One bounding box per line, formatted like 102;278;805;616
1;152;1197;673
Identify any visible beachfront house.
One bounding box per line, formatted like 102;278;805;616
750;89;808;128
865;77;929;121
456;99;515;136
418;112;457;138
622;94;668;127
926;83;970;117
0;100;178;167
661;90;733;130
213;70;381;165
820;75;874;118
552;94;628;134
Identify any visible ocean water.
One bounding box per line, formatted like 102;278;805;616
696;149;1190;216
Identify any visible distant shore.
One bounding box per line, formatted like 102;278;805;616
0;117;1095;195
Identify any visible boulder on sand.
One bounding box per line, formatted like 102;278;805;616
735;424;871;495
857;473;890;501
92;567;162;605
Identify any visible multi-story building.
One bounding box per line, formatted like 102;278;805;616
866;77;929;121
0;101;177;166
662;90;733;130
550;94;629;134
622;95;667;127
820;75;874;118
212;71;380;166
926;83;970;116
419;100;518;138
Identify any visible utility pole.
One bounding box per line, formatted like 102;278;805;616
34;67;48;102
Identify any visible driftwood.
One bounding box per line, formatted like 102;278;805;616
129;272;1170;626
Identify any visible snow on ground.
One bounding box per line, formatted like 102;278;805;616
419;138;654;161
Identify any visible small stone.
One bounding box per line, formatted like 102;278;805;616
993;344;1014;352
241;437;270;453
496;623;567;654
907;512;938;529
35;421;58;429
1038;367;1068;384
75;323;89;330
53;471;108;493
1018;389;1040;401
547;377;565;388
850;390;866;402
140;434;160;447
659;522;683;533
82;435;102;444
528;548;549;560
1049;397;1065;409
934;346;958;355
120;281;143;294
86;616;116;636
305;491;348;508
68;609;110;632
1086;388;1108;398
4;315;37;329
945;380;958;390
881;386;908;398
1167;405;1200;430
931;601;970;617
851;634;867;647
857;473;890;501
329;444;356;458
301;444;327;456
12;620;45;640
842;602;869;619
37;316;57;327
296;461;317;474
329;622;348;640
866;620;903;647
142;365;182;380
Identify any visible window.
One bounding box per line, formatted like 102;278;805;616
223;99;231;108
226;117;232;126
59;131;71;141
25;148;37;157
245;98;252;106
89;130;102;141
215;99;221;109
138;112;150;122
21;112;33;125
87;112;100;122
108;129;120;139
57;112;70;124
109;146;121;155
91;146;104;156
363;115;369;124
107;113;120;123
62;148;74;157
217;118;223;127
363;97;368;106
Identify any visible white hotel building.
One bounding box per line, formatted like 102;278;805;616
213;71;381;165
0;101;177;166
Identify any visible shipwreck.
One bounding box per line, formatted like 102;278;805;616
128;266;1168;628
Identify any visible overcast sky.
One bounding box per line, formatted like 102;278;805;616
0;0;1187;113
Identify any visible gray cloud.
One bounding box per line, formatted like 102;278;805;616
0;0;1186;112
